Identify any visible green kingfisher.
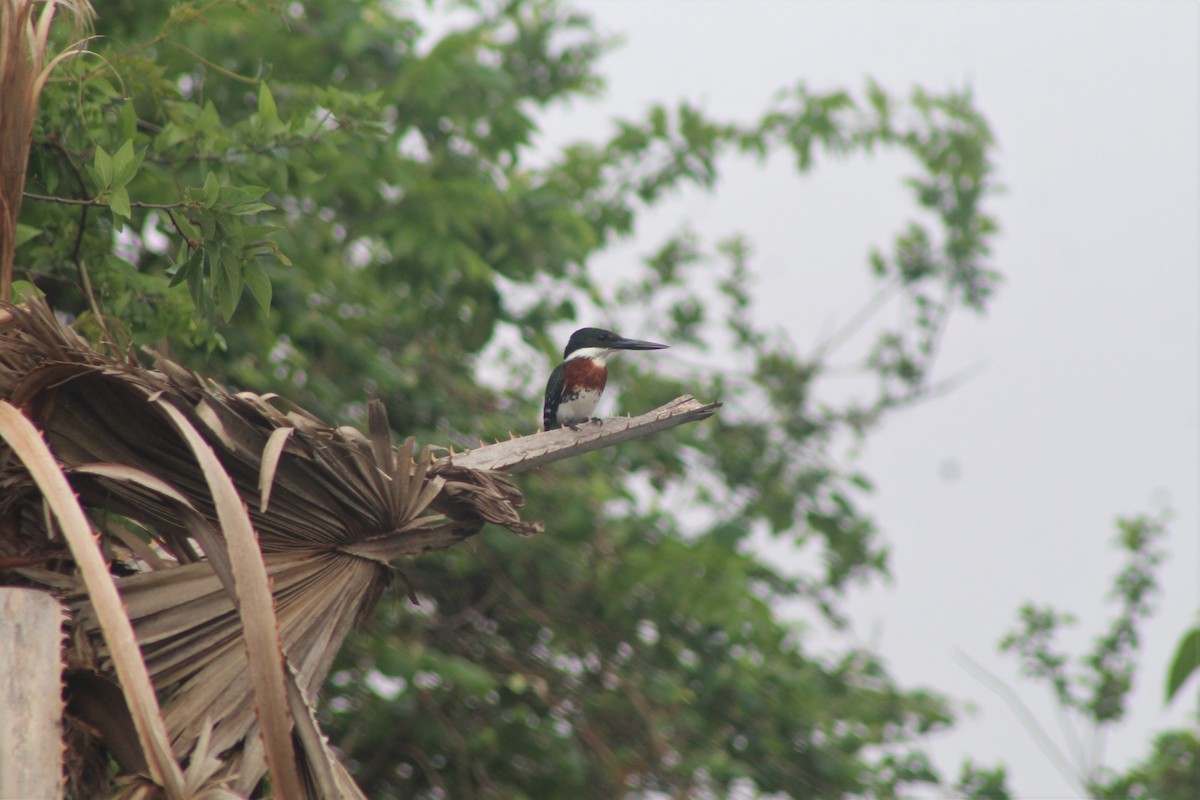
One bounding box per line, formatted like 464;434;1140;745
542;327;669;430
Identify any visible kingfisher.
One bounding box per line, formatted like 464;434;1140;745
543;327;669;430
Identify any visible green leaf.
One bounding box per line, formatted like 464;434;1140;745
111;140;145;187
10;280;44;302
88;76;120;99
202;172;221;208
93;146;114;190
198;210;216;241
214;246;243;321
117;100;137;142
14;223;41;248
1166;626;1200;703
170;247;205;288
109;187;132;220
258;82;278;124
219;185;269;205
112;140;134;184
230;202;274;217
199;99;221;132
244;259;272;312
220;185;273;216
247;238;292;266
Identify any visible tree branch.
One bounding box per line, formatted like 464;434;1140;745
437;395;721;474
22;192;197;210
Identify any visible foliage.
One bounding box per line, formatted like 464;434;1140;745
1093;730;1200;800
1001;515;1166;727
17;0;1010;797
998;513;1191;796
952;762;1011;800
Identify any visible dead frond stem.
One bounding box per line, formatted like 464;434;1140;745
0;0;94;300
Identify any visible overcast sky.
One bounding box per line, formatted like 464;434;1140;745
531;1;1200;796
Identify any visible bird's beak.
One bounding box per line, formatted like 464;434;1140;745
610;336;669;352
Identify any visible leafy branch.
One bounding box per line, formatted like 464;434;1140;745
987;513;1169;795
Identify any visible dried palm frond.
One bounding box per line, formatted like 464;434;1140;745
0;297;539;797
0;0;94;298
0;295;719;798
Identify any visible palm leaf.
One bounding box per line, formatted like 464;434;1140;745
0;297;538;797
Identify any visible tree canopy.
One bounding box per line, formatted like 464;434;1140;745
6;0;1033;797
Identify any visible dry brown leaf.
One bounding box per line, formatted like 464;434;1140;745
258;426;293;513
153;398;305;800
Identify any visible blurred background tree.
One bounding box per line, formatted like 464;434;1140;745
12;0;1041;796
990;513;1200;800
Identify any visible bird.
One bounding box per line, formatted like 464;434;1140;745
543;327;669;430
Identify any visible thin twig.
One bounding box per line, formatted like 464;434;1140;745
812;278;902;360
22;192;197;210
161;208;197;247
40;135;115;346
166;41;265;84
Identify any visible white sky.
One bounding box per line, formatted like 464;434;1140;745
533;1;1200;797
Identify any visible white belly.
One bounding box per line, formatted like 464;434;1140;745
556;388;602;426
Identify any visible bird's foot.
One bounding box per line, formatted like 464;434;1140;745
590;417;603;425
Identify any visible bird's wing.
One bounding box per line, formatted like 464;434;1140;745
542;362;566;429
